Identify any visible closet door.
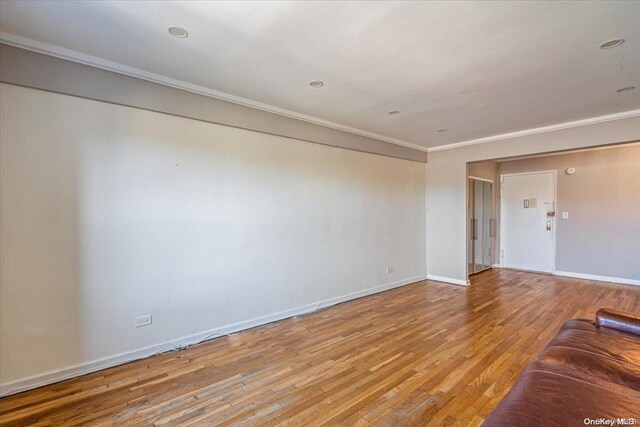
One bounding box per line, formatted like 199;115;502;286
473;180;485;273
482;181;493;270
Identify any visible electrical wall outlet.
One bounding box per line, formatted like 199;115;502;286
562;212;569;219
386;267;393;274
135;315;152;328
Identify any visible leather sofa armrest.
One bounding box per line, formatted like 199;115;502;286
595;308;640;336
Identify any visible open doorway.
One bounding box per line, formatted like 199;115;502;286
467;141;640;285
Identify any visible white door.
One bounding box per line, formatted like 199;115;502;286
501;171;555;273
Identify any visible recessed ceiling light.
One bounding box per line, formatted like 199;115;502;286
168;26;189;38
387;110;400;116
309;81;324;88
599;39;624;49
616;86;636;93
437;129;448;133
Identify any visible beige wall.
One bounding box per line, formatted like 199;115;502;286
426;114;640;282
0;83;427;393
0;44;427;163
468;161;497;182
497;144;640;280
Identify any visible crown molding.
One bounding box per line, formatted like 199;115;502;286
0;32;428;153
427;109;640;152
494;141;640;162
3;32;638;155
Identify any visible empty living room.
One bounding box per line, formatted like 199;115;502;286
1;1;639;426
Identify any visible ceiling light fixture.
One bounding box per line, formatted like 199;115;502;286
309;81;324;88
616;86;636;93
387;110;400;116
168;26;189;38
599;39;624;49
437;129;448;133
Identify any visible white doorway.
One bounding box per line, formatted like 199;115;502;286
500;171;556;273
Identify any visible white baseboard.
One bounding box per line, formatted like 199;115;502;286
492;264;501;268
426;274;470;287
0;274;426;397
554;271;640;287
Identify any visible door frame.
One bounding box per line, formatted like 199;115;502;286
469;175;494;184
498;170;557;273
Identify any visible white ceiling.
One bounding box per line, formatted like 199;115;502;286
1;1;639;150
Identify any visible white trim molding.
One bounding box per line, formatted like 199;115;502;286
428;110;640;152
0;32;427;153
468;175;494;183
0;275;426;397
554;271;640;287
426;274;470;287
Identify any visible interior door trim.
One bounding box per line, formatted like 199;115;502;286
468;175;493;183
498;170;557;274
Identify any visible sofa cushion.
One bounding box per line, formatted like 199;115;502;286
538;319;640;391
484;313;640;426
483;360;640;426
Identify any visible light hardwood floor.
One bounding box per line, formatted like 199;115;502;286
1;269;639;426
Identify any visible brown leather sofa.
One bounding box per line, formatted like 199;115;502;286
484;308;640;426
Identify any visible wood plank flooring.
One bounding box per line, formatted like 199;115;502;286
1;269;639;426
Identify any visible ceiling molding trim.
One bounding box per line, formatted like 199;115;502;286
3;32;638;154
494;140;640;162
427;109;640;152
0;32;429;153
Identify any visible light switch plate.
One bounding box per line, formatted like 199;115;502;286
562;212;569;219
